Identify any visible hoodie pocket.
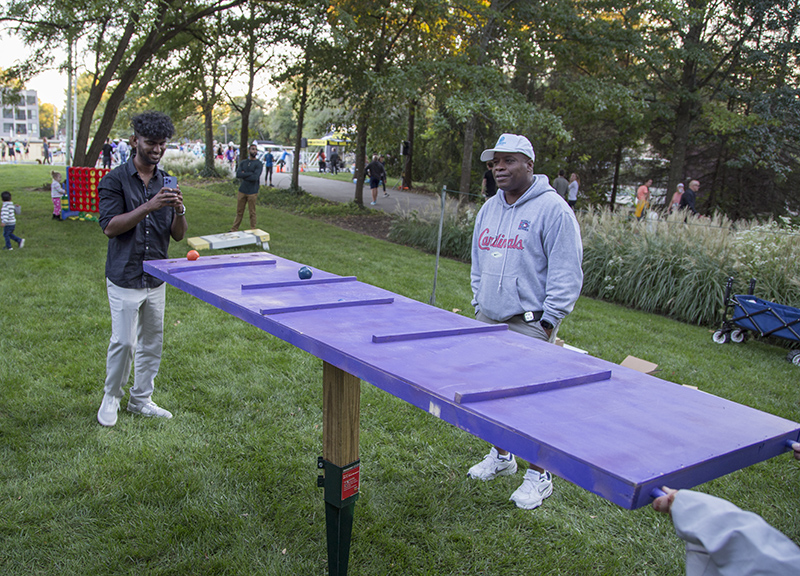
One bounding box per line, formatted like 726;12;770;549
477;272;523;321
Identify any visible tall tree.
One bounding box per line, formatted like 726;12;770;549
633;0;797;205
324;0;424;206
1;0;252;166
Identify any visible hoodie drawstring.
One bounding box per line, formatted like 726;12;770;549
497;202;516;291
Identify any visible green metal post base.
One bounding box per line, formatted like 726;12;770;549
325;500;356;576
318;458;360;576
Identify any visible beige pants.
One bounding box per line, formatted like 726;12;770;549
231;192;258;231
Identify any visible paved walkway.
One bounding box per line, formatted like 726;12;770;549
269;171;464;217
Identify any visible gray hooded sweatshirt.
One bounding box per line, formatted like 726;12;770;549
470;175;583;327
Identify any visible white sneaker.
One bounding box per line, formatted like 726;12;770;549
510;469;553;510
127;401;173;419
467;447;518;481
19;239;25;248
97;394;121;427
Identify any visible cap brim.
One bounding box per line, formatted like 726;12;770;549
480;149;497;162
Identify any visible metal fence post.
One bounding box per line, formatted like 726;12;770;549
429;186;447;305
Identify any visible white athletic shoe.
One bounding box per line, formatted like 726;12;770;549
127;401;173;419
97;394;121;427
467;447;518;481
510;469;553;510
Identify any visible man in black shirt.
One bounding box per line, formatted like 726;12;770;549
102;138;114;169
365;154;386;206
96;111;187;427
231;143;263;231
329;148;340;174
679;179;699;215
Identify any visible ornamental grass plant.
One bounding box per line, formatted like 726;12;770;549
578;209;800;327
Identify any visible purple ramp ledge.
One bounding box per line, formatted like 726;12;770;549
144;252;800;509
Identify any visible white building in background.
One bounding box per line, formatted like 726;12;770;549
1;89;39;140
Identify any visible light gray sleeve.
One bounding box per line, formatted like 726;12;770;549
671;490;800;576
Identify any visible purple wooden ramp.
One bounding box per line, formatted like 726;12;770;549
145;252;800;509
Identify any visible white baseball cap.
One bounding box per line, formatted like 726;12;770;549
480;134;535;162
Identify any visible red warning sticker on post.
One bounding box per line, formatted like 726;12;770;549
341;464;360;500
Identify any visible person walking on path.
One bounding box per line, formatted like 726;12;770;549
365;154;386;206
635;179;652;220
2;191;25;250
96;111;187;427
567;173;579;209
230;143;263;232
42;138;51;165
225;143;237;171
102;138;114;169
670;183;684;214
263;150;274;186
679;179;699;215
481;166;497;198
467;133;583;510
552;169;569;200
329;148;340;174
117;139;129;164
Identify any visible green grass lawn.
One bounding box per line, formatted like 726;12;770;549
1;165;798;575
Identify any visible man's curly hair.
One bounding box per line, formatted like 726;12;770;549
131;111;175;140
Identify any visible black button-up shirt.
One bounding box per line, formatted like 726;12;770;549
98;158;175;289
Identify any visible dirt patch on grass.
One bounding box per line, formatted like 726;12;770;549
321;213;394;240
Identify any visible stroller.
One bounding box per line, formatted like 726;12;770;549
713;277;800;366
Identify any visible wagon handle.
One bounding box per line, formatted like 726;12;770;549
748;278;756;295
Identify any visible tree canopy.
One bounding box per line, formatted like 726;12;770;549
2;0;799;218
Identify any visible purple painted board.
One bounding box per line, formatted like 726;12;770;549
144;252;800;509
454;370;612;404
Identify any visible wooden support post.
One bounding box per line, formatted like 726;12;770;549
322;362;361;576
323;362;360;466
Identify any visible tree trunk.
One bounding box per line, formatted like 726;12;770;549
458;0;502;195
72;18;139;166
203;99;216;176
77;31;163;166
239;21;257;157
402;99;416;190
354;111;369;207
292;74;308;190
459;116;477;194
610;141;623;211
74;0;248;166
665;6;704;197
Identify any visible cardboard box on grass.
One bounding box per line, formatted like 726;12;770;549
620;355;658;375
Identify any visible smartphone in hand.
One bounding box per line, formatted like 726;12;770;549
163;176;178;189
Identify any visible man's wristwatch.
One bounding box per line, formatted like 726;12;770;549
540;319;554;331
175;206;186;216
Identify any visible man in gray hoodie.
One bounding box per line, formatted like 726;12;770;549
467;133;584;510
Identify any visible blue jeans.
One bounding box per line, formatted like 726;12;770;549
3;224;21;249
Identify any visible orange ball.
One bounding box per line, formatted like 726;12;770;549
187;250;200;261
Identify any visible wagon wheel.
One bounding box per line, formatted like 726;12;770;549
793;354;800;367
789;350;800;366
730;329;746;343
712;330;730;344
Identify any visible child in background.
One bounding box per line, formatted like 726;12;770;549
51;171;65;220
1;191;25;250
